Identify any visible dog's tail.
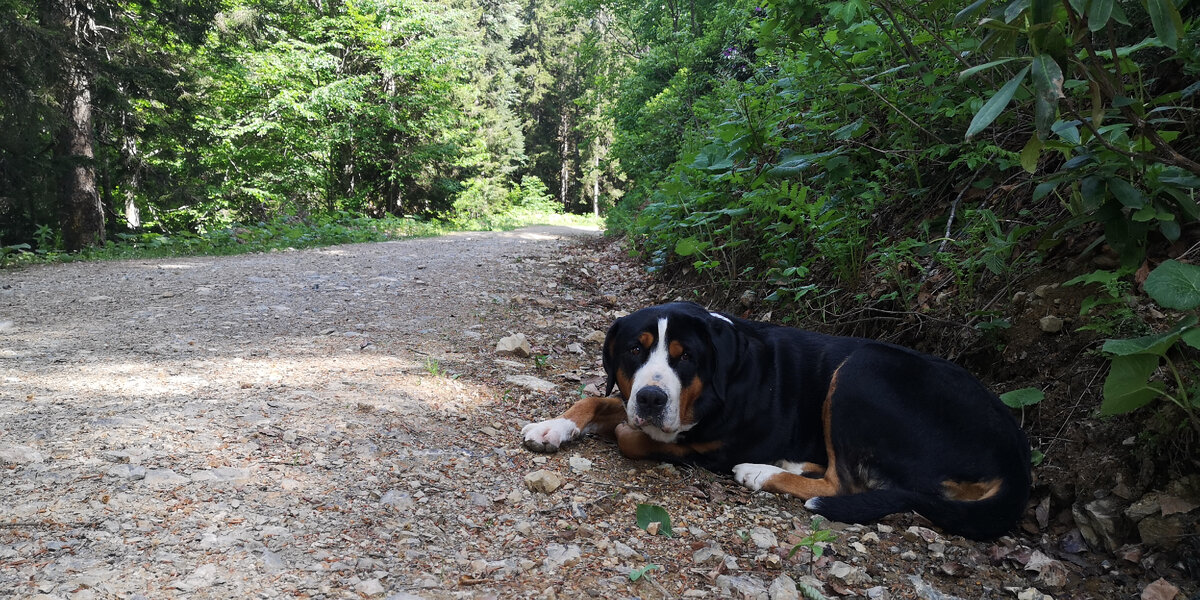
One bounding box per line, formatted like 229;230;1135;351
805;481;1028;540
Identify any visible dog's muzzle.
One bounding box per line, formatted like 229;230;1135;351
633;385;669;427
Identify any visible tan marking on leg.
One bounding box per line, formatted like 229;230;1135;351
560;396;627;437
760;363;845;499
615;424;723;460
941;478;1002;501
797;462;826;476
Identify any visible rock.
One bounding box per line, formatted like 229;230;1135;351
171;564;217;591
356;578;385;596
143;468;188;487
748;526;778;549
693;545;724;565
568;456;592;473
380;490;415;509
1073;496;1130;552
613;540;637;558
909;575;966;600
542;544;581;572
1038;315;1064;333
0;444;44;464
829;561;871;586
566;342;584;354
716;574;768;599
584;330;606;344
524;470;562;494
468;492;492;507
107;464;147;480
1025;550;1069;587
495;333;532;357
645;522;660;536
768;574;799;600
1137;514;1190;550
1015;588;1053;600
505;375;556;392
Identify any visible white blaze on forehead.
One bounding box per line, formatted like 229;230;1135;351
628;317;684;441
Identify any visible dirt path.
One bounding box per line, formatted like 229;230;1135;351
0;227;1155;599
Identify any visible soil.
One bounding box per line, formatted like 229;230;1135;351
0;226;1194;599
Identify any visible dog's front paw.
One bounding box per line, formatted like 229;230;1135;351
521;418;580;453
733;463;785;491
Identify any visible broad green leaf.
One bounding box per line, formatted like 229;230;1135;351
1102;330;1179;357
635;503;673;537
1144;0;1182;50
1031;55;1064;139
1181;327;1200;350
1144;260;1200;310
1020;135;1042;173
674;237;708;257
1087;0;1114;31
965;64;1031;140
1106;178;1144;208
1001;387;1045;408
1004;0;1031;23
1101;354;1163;415
1032;181;1059;201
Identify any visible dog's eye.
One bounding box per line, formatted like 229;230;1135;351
629;346;641;356
680;352;691;362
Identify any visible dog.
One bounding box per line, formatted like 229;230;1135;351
521;302;1031;540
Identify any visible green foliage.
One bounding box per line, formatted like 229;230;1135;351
628;564;661;582
634;503;673;537
1000;387;1045;409
789;516;838;572
1098;260;1200;434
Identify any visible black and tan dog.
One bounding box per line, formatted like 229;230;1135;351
522;302;1031;540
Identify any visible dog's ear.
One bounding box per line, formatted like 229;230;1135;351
602;316;623;397
703;311;742;401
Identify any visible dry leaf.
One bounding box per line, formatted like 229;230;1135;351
1141;578;1179;600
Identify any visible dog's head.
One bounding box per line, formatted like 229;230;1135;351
601;302;739;442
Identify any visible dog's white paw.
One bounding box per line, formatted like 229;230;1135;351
732;463;785;491
521;418;580;453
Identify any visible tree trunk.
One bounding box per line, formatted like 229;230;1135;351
558;113;572;211
591;153;600;217
43;0;104;250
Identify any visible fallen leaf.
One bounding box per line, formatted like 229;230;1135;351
1141;578;1179;600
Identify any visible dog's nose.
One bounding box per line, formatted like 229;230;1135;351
636;386;669;412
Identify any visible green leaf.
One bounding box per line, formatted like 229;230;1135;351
1144;0;1182;50
1107;178;1144;208
629;564;660;581
958;57;1021;81
1181;327;1200;350
1087;0;1114;31
674;237;708;257
965;64;1031;140
1001;387;1045;408
1020;135;1042;173
635;503;673;537
1101;354;1164;415
1031;55;1064;139
1102;329;1180;357
953;0;992;27
1144;260;1200;310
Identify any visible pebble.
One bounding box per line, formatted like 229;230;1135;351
524;469;563;494
769;574;800;600
568;456;592;473
1039;315;1064;333
749;526;778;549
356;578;385;596
505;374;556;392
495;333;532;357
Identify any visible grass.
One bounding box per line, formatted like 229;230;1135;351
2;210;602;268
